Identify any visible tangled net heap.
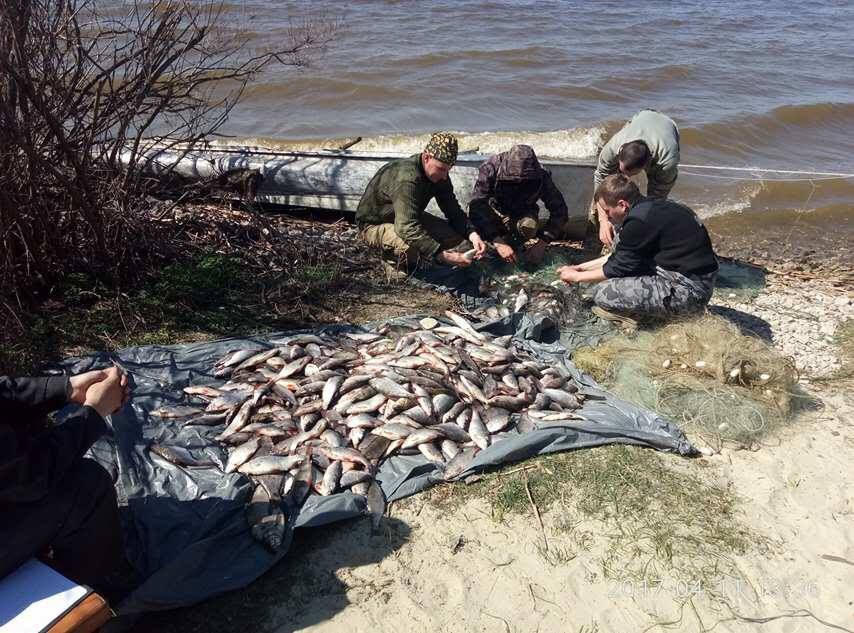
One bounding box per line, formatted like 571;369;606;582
573;314;799;446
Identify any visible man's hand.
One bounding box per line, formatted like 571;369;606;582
557;265;582;284
440;250;472;268
83;366;129;418
68;369;108;405
524;239;548;265
598;216;615;247
494;242;516;263
468;232;488;259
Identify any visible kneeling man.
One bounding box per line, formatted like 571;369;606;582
559;174;717;323
356;132;486;269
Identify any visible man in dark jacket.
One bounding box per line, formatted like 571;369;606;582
356;132;487;269
558;174;717;325
468;144;568;264
0;367;128;590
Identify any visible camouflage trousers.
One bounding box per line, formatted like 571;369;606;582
495;210;544;247
357;215;467;269
592;267;717;318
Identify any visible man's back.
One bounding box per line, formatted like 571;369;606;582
605;198;718;278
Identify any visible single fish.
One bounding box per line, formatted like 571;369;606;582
468;415;490;450
443;447;478;481
440;439;460;461
238;454;304;475
346;392;387;415
418;442;445;465
369;377;414;399
365;480;386;533
277;356;311;379
150;444;216;468
319;460;342;496
183;385;222;399
339;469;373;488
150;405;203;418
225;436;260;474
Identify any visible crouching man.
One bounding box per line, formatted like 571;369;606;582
356;132;487;270
558;174;718;325
468;144;568;265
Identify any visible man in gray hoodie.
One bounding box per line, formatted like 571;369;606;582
585;110;680;254
468;144;568;264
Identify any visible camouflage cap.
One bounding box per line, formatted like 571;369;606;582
424;132;458;166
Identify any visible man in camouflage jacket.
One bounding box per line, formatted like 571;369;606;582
468;144;568;264
356;132;487;269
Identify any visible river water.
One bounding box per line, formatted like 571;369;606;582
172;1;854;260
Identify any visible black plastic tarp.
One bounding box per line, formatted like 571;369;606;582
55;317;695;619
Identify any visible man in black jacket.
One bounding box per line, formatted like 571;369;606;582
557;174;718;323
0;366;128;590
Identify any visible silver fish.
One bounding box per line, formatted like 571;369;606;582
346;392;387;415
321;375;345;409
468;414;490;450
401;428;443;450
225;437;260;473
418;442;445;465
239;454;304;475
369;377;414;399
319;460;342;496
340;469;372;488
440;439;460;461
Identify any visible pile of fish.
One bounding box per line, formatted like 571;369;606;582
475;271;577;325
149;311;587;551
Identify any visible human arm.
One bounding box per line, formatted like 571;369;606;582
597;207;615;247
647;138;679;199
0;368;128;499
539;173;568;240
557;265;607;284
434;180;474;242
487;235;514;263
593;139;619;192
392;182;443;259
573;254;610;271
647;165;678;199
0;376;71;425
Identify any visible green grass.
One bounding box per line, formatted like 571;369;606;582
418;445;758;590
0;253;302;374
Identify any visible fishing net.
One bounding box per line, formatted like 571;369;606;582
411;247;619;350
572;314;798;448
713;257;766;300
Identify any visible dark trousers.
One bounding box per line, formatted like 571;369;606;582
0;458;122;591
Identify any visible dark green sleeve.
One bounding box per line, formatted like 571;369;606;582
392;182;442;258
435;181;473;239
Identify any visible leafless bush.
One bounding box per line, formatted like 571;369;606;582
0;0;336;301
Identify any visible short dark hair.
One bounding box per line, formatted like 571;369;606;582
617;141;651;171
594;173;642;207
